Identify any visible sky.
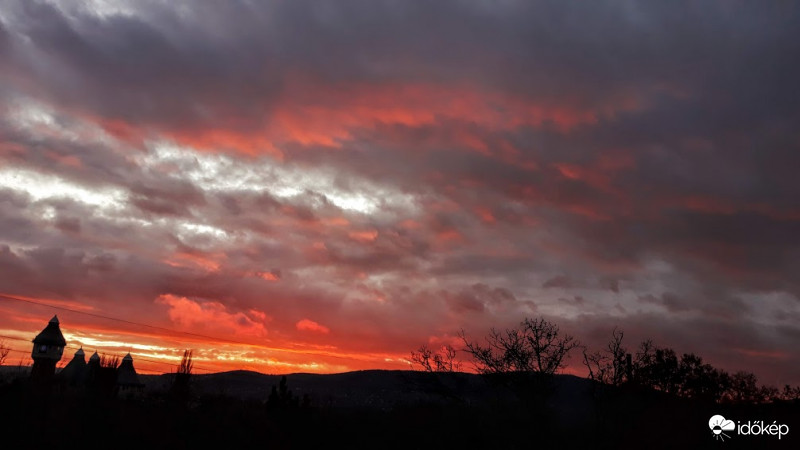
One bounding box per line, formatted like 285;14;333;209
0;0;798;383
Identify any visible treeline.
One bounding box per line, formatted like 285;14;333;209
412;317;800;405
582;327;800;404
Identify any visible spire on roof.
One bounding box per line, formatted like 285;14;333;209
89;351;100;362
59;345;88;384
117;352;143;388
33;315;67;346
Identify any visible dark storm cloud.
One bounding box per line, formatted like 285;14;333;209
0;1;793;132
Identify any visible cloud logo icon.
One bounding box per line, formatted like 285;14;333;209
709;415;735;441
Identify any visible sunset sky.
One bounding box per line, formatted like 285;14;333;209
0;1;798;383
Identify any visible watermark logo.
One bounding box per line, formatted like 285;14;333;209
709;415;736;441
709;414;790;442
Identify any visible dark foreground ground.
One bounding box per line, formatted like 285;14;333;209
0;368;797;449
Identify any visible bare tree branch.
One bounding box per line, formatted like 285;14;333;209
410;344;461;372
460;317;580;376
0;340;10;366
582;327;627;385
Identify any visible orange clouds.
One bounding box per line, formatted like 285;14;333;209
552;151;636;195
256;271;281;282
164;251;224;272
171;128;285;160
0;300;419;376
474;207;497;224
348;229;379;242
260;80;612;151
296;319;330;334
0;293;98;313
156;294;269;338
93;79;633;161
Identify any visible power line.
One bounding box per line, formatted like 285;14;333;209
1;345;193;375
0;292;369;363
1;335;215;373
0;333;214;373
1;348;31;356
0;294;255;347
0;345;170;375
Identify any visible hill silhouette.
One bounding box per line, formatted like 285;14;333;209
1;366;797;449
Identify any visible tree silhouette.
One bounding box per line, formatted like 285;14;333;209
100;354;120;368
171;349;193;403
725;371;760;403
410;344;461;372
675;353;729;401
0;340;9;366
635;346;681;394
266;375;299;412
780;384;800;401
583;327;628;386
460;317;579;375
178;349;193;375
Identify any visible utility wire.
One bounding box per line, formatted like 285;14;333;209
0;292;367;363
0;292;394;369
0;294;256;346
0;344;165;375
0;333;214;373
0;346;169;375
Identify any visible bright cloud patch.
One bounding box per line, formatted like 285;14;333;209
0;167;127;210
296;319;330;334
139;142;418;216
156;294;268;338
